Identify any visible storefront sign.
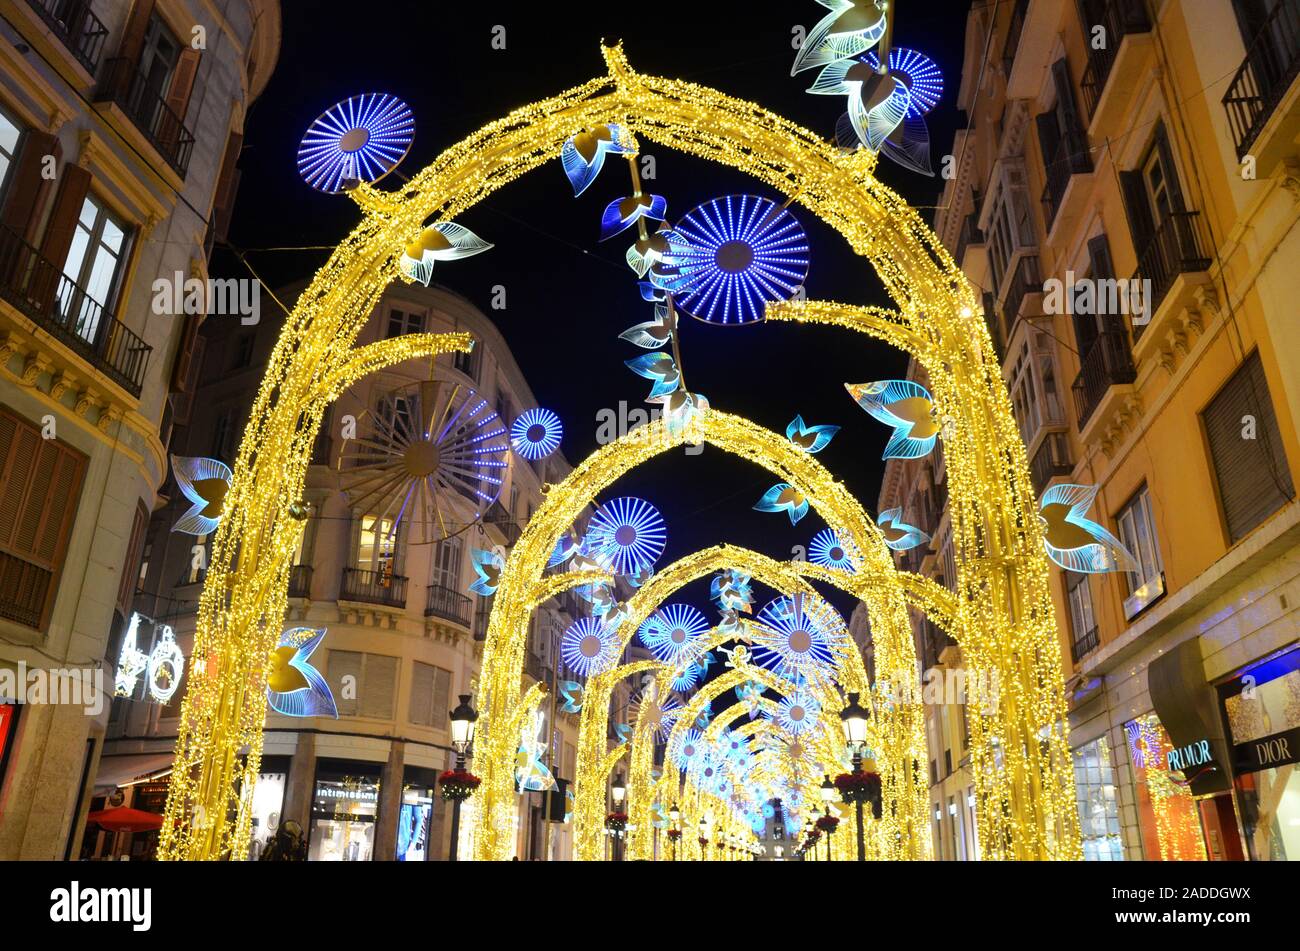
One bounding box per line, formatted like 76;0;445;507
1147;637;1230;795
1218;645;1300;775
115;613;185;703
1165;739;1213;773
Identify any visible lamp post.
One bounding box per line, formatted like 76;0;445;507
610;772;626;861
819;774;837;861
839;691;872;862
669;802;680;861
447;694;478;862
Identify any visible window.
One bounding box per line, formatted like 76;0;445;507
0;107;19;193
1065;570;1098;661
210;408;233;462
185;534;208;584
408;662;452;729
231;334;255;370
986;160;1036;291
453;345;478;380
0;407;88;630
1072;736;1123;860
326;651;397;719
430;536;461;591
1115;485;1163;597
1203;352;1295;543
57;194;129;345
376;394;416;443
385;308;424;338
139;13;182;99
355;516;396;575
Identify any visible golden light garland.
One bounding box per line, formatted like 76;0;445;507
159;43;1079;861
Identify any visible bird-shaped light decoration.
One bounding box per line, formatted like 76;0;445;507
468;547;505;596
711;569;755;613
170;455;231;535
791;0;889;76
695;707;714;729
619;305;676;349
267;627;338;719
808;56;909;153
1039;484;1139;574
548;528;583;568
625;223;676;277
560;123;637;196
717;609;749;640
786;414;840;453
515;743;557;793
599;192;668;241
876;507;931;552
846;379;941;459
559;679;585;713
651;389;709;441
398;221;492;286
613;722;633;744
624;352;681;399
755;482;809;525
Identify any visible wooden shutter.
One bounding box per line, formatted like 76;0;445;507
1152;123;1186;214
431;666;451;730
38;164;91;267
360;653;397;719
1203;352;1296;543
0;130;58;241
1053;58;1083;136
116;501;149;615
210;132;242;245
117;0;156;65
165;48;200;123
326;649;362;717
1120;169;1156;259
0;410;87;570
1036;112;1061;172
1086;232;1126;338
408;661;434;726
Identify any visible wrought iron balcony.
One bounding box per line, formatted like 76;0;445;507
1131;210;1213;339
95;57;194;176
1040;130;1092;229
1072;329;1136;428
425;583;471;625
1223;0;1300;159
0;223;151;396
1079;0;1152;120
341;566;408;608
1071;623;1100;663
472;595;493;641
287;564;313;599
1030;431;1073;494
24;0;108;74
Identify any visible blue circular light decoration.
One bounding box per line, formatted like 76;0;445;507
670;661;704;693
560;617;616;677
809;528;855;571
584;497;667;576
665;195;811;325
638;603;709;663
671;728;705;770
751;593;849;678
510;408;563;460
297;93;415;193
775;692;820;736
862;47;943;117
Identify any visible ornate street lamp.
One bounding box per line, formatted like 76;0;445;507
446;694;478;862
838;691;880;862
668;802;681;861
607;772;628;861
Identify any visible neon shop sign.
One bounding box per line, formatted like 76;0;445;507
115;612;186;703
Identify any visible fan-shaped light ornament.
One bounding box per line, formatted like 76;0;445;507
560;123;636;196
752;592;850;679
267;627;338;718
754;482;809;525
691;750;729;795
336;380;509;545
809;528;856;571
399;222;493;286
670;659;705;693
664;195;810;325
776;692;821;735
1039;484;1139;574
170;455;231;535
671;728;706;770
585;497;667;576
638;603;710;664
560;617;618;676
846;379;940;459
510;408;563;460
877;507;931;552
297;92;414;193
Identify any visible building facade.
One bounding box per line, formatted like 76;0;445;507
931;0;1300;860
0;0;278;860
95;280;605;861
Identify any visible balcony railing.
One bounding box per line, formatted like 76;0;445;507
0;223;151;396
472;596;493;641
1002;253;1042;329
1222;0;1300;158
1030;431;1073;494
1041;130;1092;228
483;500;521;545
0;550;51;629
1072;329;1136;428
1071;624;1100;663
1002;0;1030;77
24;0;108;74
1079;0;1153;119
955;210;984;263
95;58;194;176
341;566;408;608
1131;210;1213;339
287;564;313;599
425;583;471;625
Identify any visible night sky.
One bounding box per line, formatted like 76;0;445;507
217;0;975;615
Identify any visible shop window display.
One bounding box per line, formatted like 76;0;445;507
309;766;380;861
1125;715;1207;861
1072;736;1123;860
247;768;287;860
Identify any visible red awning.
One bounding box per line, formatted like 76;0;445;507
86;807;165;833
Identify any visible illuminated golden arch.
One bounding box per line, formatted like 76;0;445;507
160;43;1079;861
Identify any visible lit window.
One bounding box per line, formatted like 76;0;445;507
58;194;129;344
1115;485;1163;597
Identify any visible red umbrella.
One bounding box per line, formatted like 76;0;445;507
87;807;165;833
